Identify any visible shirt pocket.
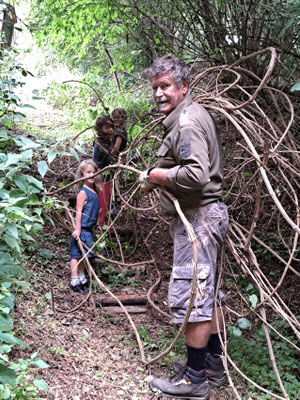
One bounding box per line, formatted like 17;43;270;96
157;143;169;157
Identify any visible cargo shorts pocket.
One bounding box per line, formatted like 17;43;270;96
168;264;210;309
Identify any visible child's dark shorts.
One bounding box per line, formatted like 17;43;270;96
70;228;95;259
168;201;228;323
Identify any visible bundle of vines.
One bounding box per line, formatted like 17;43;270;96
48;48;299;400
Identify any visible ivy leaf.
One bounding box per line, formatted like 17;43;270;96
238;317;252;329
37;161;48;178
248;294;258;308
232;327;242;336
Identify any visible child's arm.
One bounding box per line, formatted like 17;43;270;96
111;136;123;156
72;190;87;240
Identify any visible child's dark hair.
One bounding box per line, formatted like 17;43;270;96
94;115;114;135
74;160;100;192
111;108;127;129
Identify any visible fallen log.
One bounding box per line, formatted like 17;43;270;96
102;306;147;314
95;294;148;306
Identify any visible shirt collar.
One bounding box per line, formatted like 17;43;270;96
162;93;193;130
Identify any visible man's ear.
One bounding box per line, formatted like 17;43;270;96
182;80;189;96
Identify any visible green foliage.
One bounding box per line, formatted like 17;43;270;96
28;0;300;91
137;325;185;361
43;75;151;133
0;44;51;397
228;317;300;399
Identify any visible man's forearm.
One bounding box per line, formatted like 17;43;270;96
148;167;172;188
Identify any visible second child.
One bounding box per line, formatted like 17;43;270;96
70;160;100;293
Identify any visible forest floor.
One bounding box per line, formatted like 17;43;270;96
11;108;238;400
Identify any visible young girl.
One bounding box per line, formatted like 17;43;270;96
70;160;100;293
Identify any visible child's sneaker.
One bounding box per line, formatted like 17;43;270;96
69;283;83;293
80;280;90;293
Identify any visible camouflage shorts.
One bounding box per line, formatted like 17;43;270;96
168;201;228;323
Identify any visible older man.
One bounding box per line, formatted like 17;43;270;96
142;55;228;400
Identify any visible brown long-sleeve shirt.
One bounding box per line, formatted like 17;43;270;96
157;94;223;214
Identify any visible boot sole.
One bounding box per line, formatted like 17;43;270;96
149;385;209;400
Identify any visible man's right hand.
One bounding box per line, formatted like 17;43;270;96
138;169;157;195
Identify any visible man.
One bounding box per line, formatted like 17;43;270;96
140;55;228;400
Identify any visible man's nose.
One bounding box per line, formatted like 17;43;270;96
155;87;163;97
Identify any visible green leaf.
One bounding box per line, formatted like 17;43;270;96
14;175;29;191
248;294;258;308
26;175;43;191
232;327;242;336
6;224;18;239
0;364;16;385
238;317;252;329
48;149;60;164
0;314;13;332
33;359;49;369
70;147;80;161
75;145;87;155
37;161;48;178
33;378;49;391
0;264;24;277
13;112;27;122
291;80;300;93
0;333;28;346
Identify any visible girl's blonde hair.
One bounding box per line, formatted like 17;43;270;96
74;160;100;192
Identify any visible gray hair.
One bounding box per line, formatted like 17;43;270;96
144;54;190;87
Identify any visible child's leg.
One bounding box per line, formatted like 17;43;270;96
97;181;111;225
70;258;84;292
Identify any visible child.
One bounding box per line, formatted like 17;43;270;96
110;108;128;156
70;160;100;293
93;116;115;226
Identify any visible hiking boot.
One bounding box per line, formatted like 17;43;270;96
206;354;227;388
149;366;209;400
173;355;227;388
69;283;83;293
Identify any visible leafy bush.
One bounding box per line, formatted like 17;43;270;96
0;44;50;396
228;317;300;399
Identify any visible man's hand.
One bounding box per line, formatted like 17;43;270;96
139;169;157;195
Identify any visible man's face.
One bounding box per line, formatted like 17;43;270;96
151;72;188;115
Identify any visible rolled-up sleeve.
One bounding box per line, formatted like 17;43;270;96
166;124;210;192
